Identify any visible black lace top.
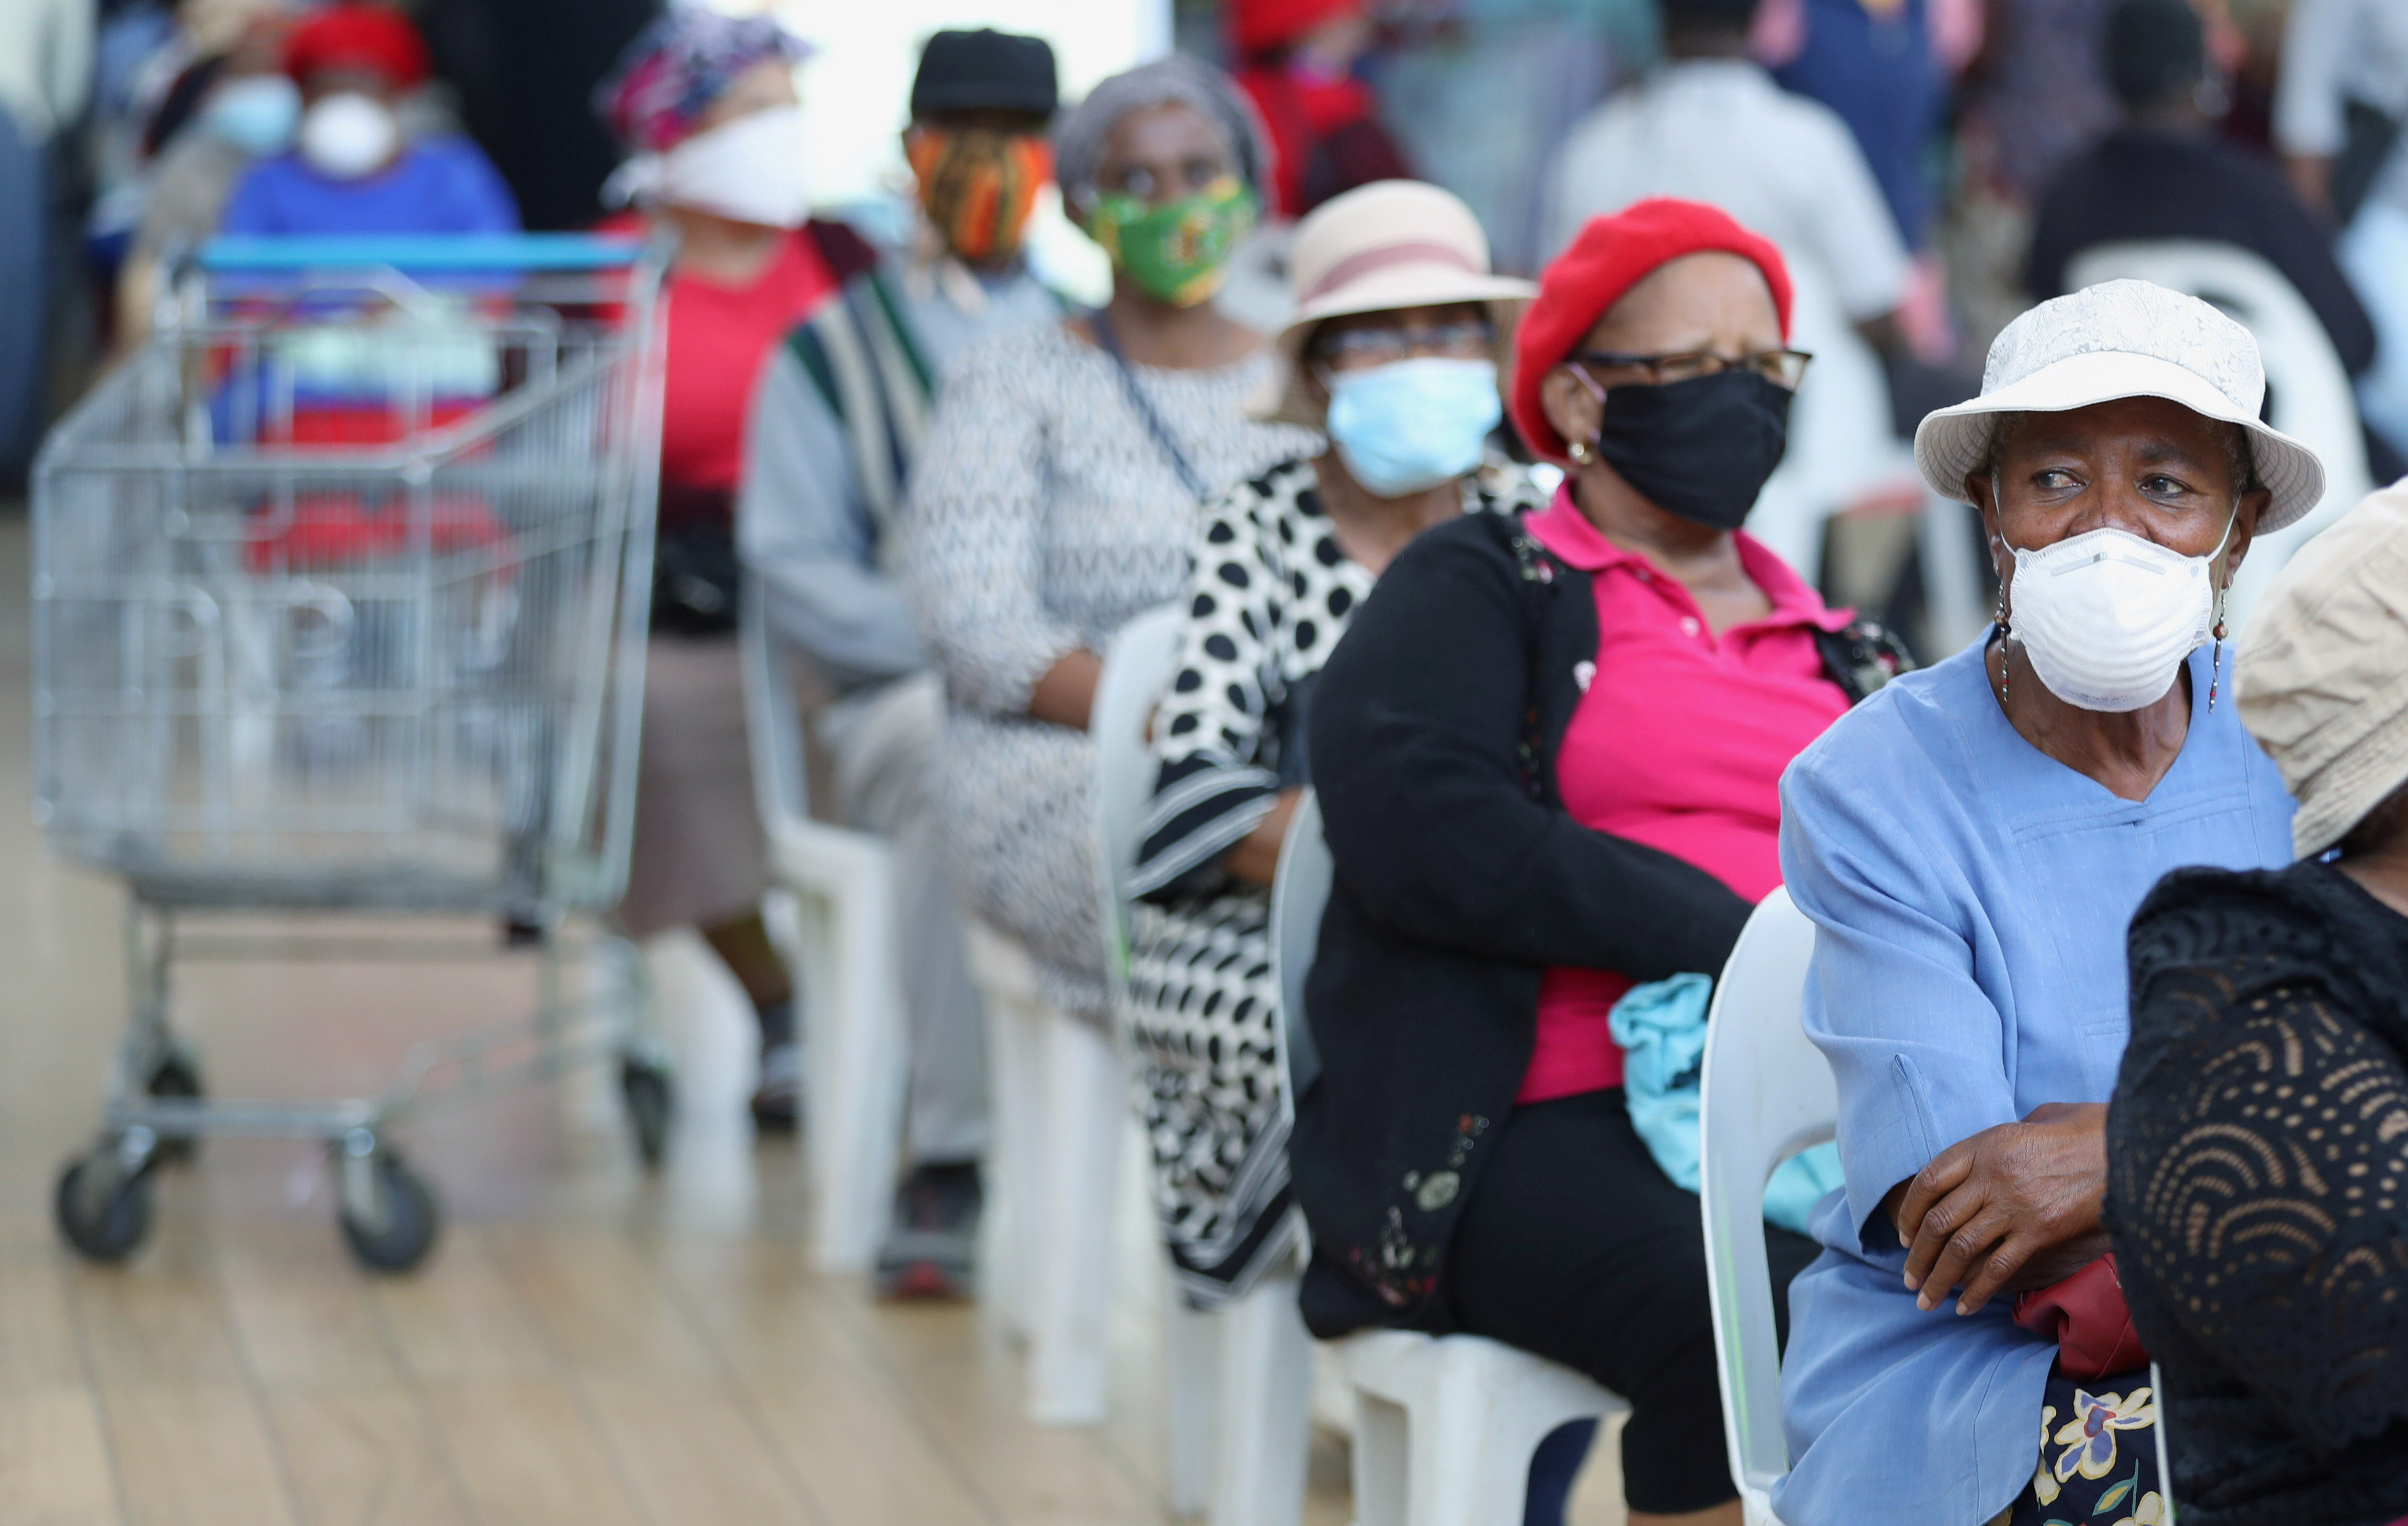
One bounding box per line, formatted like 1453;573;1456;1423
2110;861;2408;1526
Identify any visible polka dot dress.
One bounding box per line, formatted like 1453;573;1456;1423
1125;457;1547;1304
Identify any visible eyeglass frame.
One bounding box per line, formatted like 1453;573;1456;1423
1309;316;1499;372
1567;346;1814;390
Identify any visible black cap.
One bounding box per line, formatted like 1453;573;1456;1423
1660;0;1763;31
910;29;1058;120
2104;0;2205;110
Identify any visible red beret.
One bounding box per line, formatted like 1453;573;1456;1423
1229;0;1364;54
284;3;431;90
1509;198;1794;464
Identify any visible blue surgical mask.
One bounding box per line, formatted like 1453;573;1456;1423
1322;356;1501;497
202;76;302;156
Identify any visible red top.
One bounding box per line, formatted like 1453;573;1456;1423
654;227;838;496
1517;487;1853;1103
1235;64;1387;219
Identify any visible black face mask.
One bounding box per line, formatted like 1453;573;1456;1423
1587;369;1794;531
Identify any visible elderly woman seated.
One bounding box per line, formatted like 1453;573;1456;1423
1299;199;1907;1526
1774;281;2321;1526
2110;481;2408;1524
1123;178;1538;1309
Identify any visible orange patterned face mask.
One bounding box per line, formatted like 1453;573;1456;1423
907;127;1053;266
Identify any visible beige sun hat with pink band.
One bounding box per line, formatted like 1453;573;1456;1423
1256;179;1535;428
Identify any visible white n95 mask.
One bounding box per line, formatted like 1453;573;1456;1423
2005;520;2232;712
298;92;400;180
613;105;814;229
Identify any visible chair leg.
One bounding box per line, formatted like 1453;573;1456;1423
1351;1391;1411;1526
1410;1363;1560;1526
980;982;1044;1339
1163;1293;1219;1518
1211;1272;1312;1526
807;865;907;1274
1026;1007;1124;1425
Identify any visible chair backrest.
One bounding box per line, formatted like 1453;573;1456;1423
2064;239;2377;632
1268;788;1328;1120
1697;887;1835;1506
738;572;812;838
1089;602;1189;985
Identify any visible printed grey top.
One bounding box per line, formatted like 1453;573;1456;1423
900;319;1317;1016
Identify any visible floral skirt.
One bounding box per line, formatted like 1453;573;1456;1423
2003;1367;2163;1526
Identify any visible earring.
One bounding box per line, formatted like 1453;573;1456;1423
2209;594;2228;711
1567;439;1594;466
1992;593;2011;707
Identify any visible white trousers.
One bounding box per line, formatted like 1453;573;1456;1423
815;672;988;1164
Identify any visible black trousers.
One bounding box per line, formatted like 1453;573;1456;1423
1446;1088;1821;1516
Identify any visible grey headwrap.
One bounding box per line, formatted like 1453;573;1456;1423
1052;52;1275;207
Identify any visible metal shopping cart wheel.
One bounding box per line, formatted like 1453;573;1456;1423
619;1053;673;1167
144;1047;205;1164
334;1132;439;1272
54;1134;160;1263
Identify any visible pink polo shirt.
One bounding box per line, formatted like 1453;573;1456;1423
1518;488;1854;1103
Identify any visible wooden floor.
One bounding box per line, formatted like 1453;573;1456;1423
0;513;1629;1525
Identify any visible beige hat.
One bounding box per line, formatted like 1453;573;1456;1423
1256;179;1535;428
2234;479;2408;858
1915;280;2326;533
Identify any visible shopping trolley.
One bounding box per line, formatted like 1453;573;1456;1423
34;234;670;1271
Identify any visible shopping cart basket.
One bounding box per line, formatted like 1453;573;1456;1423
34;234;669;1271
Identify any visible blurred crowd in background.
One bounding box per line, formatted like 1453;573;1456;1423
2;0;2402;498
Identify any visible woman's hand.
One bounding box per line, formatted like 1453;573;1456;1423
1222;788;1304;887
1028;649;1103;731
1886;1101;2110;1315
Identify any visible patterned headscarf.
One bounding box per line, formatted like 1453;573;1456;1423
596;9;812;155
1052;53;1274;208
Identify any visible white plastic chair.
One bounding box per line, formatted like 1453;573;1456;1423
1696;887;1830;1524
2065;240;2377;634
738;578;908;1275
964;606;1179;1429
1748;252;1923;589
1271;792;1628;1526
964;914;1126;1426
1090;603;1314;1523
1696;891;2185;1524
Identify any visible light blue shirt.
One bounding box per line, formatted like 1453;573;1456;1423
1770;635;2292;1526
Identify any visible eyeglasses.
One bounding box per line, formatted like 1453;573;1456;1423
1570;347;1814;390
1314;318;1497;370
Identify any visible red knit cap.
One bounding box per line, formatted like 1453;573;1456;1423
1509;198;1794;464
1230;0;1364;54
284;3;431;90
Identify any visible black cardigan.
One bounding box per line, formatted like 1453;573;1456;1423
2110;861;2408;1525
1293;509;1903;1335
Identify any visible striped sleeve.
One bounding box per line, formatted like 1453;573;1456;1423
1127;462;1304;900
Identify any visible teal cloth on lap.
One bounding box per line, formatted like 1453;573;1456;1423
1607;972;1842;1236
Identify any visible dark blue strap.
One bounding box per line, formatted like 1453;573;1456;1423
1089;308;1210;502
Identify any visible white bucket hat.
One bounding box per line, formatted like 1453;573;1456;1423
1914;279;2326;533
1256;179;1535;428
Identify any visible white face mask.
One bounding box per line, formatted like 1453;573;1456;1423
2005;518;2234;712
628;104;814;229
203;75;300;156
298;91;400;180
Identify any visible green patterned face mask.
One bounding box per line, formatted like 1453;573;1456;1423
1086;175;1258;307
